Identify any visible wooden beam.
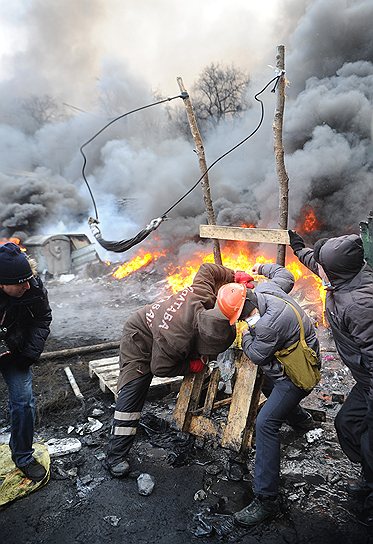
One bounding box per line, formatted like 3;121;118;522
173;369;207;431
202;368;221;417
221;352;260;452
200;225;289;245
188;415;221;439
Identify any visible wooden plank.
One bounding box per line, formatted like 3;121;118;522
88;356;119;377
221;351;259;452
89;356;183;398
202;368;220;417
89;356;119;367
90;365;119;379
173;369;207;431
200;225;290;245
188;415;221;439
242;371;265;450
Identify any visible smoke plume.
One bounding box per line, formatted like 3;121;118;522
0;0;371;263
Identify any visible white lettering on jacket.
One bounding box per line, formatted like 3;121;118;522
145;287;194;328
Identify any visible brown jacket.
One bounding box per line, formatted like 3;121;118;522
117;263;236;389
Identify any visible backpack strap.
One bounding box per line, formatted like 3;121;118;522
271;295;306;343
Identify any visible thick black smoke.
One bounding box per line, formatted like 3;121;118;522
0;0;372;260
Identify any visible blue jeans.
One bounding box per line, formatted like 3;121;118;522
1;362;35;467
254;376;309;496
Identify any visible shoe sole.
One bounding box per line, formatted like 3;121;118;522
234;511;281;527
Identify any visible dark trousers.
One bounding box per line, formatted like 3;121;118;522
106;373;153;466
1;362;35;467
335;383;373;504
254;376;309;496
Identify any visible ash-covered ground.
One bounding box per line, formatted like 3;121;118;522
0;266;372;544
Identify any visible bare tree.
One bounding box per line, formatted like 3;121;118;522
21;94;65;131
167;63;250;138
193;63;250;126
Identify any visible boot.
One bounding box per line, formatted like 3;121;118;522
346;478;370;500
288;412;315;432
234;495;280;527
357;507;373;527
106;459;130;478
18;459;47;482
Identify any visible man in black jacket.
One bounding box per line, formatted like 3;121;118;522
289;230;373;526
0;243;52;482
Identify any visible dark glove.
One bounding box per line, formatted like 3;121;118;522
189;358;205;373
234;271;255;289
288;230;306;253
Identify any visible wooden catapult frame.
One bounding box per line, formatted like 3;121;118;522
173;226;290;453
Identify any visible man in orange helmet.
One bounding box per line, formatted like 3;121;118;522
217;262;320;527
106;263;254;477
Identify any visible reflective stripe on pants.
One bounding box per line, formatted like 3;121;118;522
106;373;152;466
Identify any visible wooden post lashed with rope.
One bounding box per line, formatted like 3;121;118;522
177;77;222;265
273;45;289;267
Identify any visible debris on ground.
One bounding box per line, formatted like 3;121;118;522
137;473;155;496
0;273;370;543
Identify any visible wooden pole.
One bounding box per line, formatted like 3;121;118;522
273;45;289;267
41;340;120;360
177;77;222;265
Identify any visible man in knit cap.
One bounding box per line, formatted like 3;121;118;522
0;242;52;482
289;231;373;526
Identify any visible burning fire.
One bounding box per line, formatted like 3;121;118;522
0;237;22;246
0;237;27;252
112;249;165;279
299;206;321;233
110;239;327;323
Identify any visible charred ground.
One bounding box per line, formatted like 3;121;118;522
0;268;372;544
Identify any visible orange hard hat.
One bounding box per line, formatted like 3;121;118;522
217;283;247;325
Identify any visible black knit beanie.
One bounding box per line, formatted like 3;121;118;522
240;290;258;320
0;243;33;284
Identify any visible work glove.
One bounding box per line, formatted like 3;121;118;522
288;230;306;253
189;358;205;373
234;271;255;289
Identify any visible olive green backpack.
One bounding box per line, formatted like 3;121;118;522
274;298;321;392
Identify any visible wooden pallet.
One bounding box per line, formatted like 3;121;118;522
173;349;264;453
88;356;182;399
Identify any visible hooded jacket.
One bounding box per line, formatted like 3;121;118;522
294;234;373;398
117;263;236;389
0;276;52;366
242;264;320;383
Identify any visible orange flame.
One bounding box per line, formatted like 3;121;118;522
0;237;27;252
111;240;327;324
301;207;321;233
112;249;165;279
0;237;21;246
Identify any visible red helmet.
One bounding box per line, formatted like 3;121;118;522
217;283;247;325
